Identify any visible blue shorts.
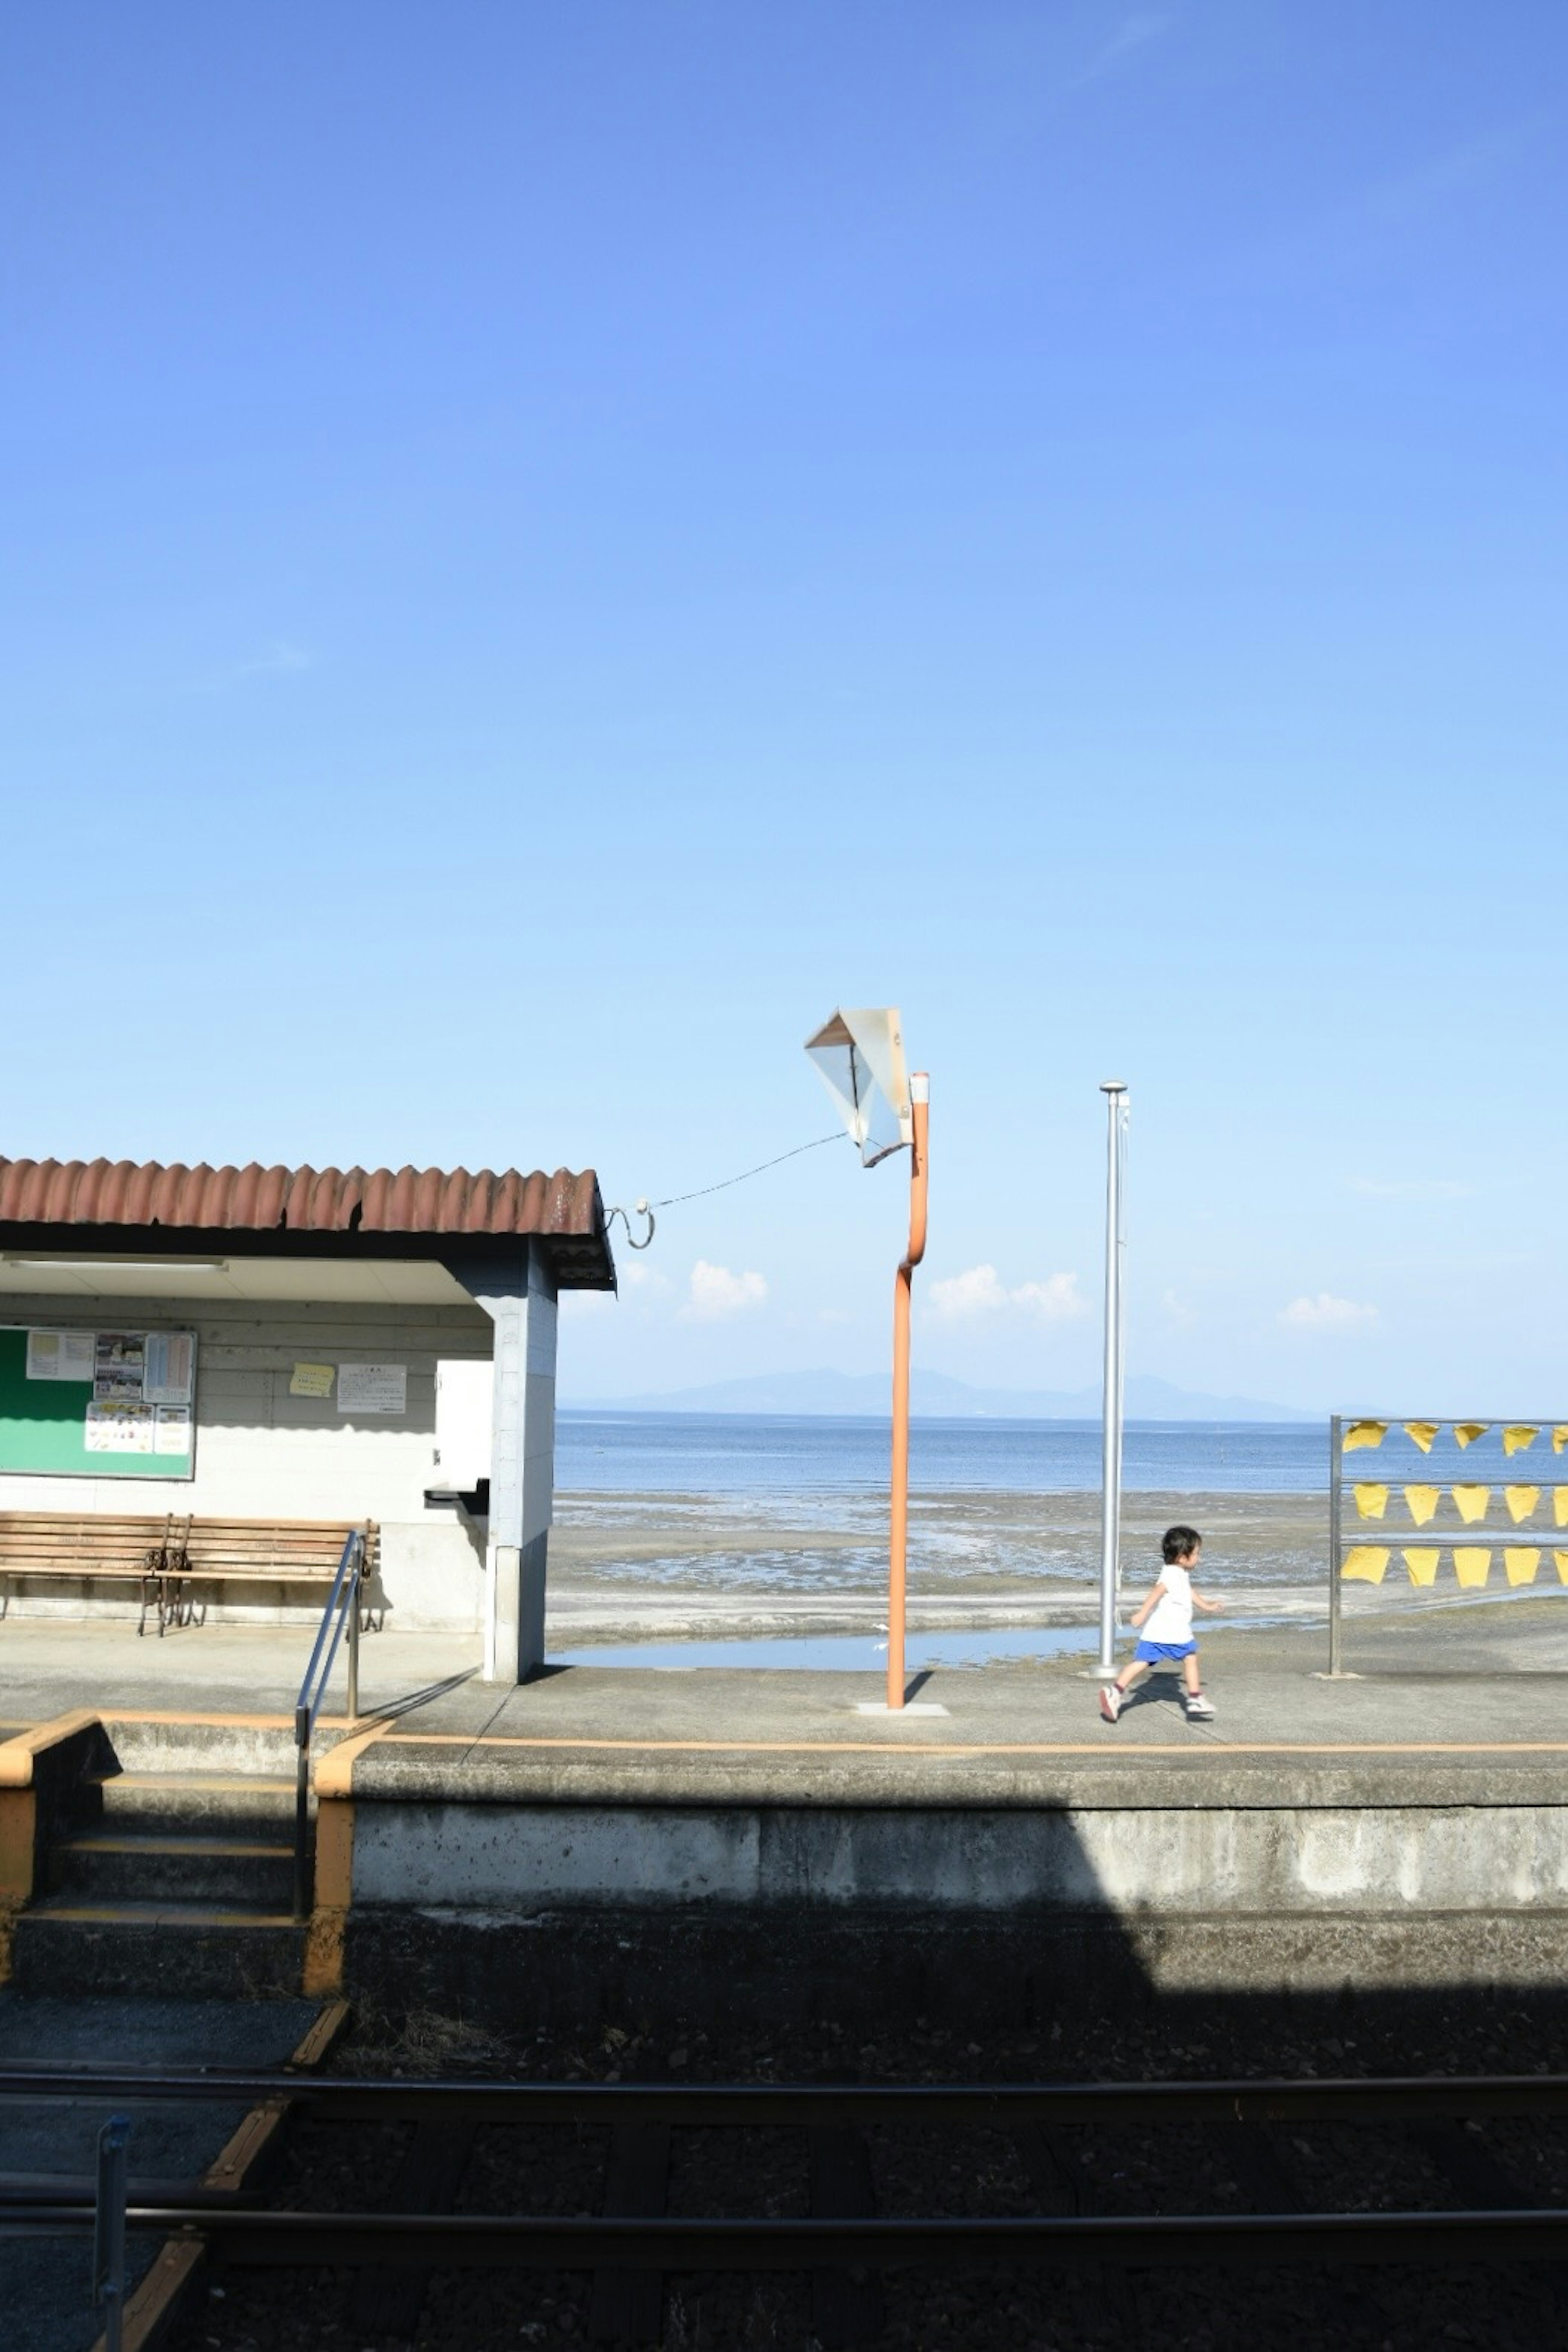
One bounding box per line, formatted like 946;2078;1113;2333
1134;1639;1197;1663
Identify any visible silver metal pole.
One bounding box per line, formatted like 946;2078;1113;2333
348;1540;361;1724
1096;1083;1129;1676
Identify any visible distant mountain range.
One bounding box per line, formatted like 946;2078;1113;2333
563;1368;1316;1423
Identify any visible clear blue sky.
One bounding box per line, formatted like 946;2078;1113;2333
4;4;1564;1411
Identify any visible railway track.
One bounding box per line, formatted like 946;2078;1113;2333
8;2065;1568;2347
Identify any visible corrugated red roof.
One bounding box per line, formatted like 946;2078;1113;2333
0;1158;612;1284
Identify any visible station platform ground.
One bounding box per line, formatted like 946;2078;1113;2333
339;1623;1568;1811
0;1618;482;1739
7;1613;1568;2014
6;1610;1564;1804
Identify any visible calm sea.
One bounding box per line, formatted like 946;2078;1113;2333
557;1412;1330;1496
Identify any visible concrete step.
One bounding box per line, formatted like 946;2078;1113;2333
12;1900;306;1998
95;1770;301;1834
49;1830;296;1908
101;1715;310;1777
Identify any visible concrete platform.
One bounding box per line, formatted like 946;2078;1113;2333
12;1616;1568;2022
0;1618;481;1730
276;1628;1568;2022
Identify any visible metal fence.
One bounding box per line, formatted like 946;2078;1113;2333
1327;1414;1568;1674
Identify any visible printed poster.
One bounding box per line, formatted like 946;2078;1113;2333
26;1329;95;1383
94;1332;146;1403
84;1399;156;1454
338;1362;407;1415
153;1406;193;1456
143;1331;195;1406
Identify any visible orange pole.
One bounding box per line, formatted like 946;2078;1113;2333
887;1075;930;1711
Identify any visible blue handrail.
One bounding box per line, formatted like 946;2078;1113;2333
293;1527;365;1918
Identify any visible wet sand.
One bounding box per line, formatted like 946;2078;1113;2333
546;1487;1332;1644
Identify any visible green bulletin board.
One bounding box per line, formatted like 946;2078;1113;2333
0;1326;196;1481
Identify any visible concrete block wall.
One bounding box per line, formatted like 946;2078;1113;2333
0;1292;494;1632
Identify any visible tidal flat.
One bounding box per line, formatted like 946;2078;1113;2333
546;1486;1331;1646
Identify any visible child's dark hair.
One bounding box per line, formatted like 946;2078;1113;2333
1162;1524;1202;1564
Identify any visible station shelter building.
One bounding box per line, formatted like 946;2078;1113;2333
0;1156;616;1683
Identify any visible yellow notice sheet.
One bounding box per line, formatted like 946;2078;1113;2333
1354;1483;1389;1519
1402;1421;1439;1452
1452;1484;1490;1524
1505;1548;1541;1587
1453;1423;1489;1449
1503;1425;1540;1456
1454;1547;1491;1588
1403;1548;1440;1587
1342;1546;1390;1583
1343;1421;1388;1452
289;1363;336;1399
1404;1484;1440;1526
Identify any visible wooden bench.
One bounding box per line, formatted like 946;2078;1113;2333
0;1512;379;1637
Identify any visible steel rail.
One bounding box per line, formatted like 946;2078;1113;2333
4;2069;1568;2128
4;2203;1568;2269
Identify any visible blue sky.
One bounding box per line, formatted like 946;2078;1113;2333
4;4;1565;1410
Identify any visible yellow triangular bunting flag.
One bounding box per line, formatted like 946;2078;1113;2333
1555;1551;1568;1585
1505;1485;1540;1523
1354;1483;1389;1520
1404;1484;1440;1526
1554;1427;1568;1454
1453;1423;1490;1449
1503;1425;1540;1456
1453;1483;1490;1524
1403;1547;1440;1587
1454;1546;1491;1588
1343;1421;1388;1452
1505;1547;1541;1586
1403;1421;1439;1453
1555;1489;1568;1528
1342;1545;1390;1583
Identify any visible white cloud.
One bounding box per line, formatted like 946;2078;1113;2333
929;1264;1089;1323
1161;1287;1196;1329
1280;1293;1379;1330
1013;1272;1090;1321
620;1261;672;1293
678;1260;768;1322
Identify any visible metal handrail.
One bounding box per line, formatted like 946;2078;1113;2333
293;1527;365;1917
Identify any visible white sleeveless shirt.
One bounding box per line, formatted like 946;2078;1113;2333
1144;1561;1194;1642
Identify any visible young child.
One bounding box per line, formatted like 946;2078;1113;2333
1098;1524;1223;1723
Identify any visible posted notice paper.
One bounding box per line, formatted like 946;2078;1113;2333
94;1332;146;1402
85;1400;156;1454
26;1330;95;1383
338;1362;408;1415
143;1331;195;1406
153;1406;193;1456
289;1362;336;1400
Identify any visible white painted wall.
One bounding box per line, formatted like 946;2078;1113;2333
0;1291;495;1631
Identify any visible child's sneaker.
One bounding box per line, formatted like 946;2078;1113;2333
1184;1691;1216;1721
1098;1684;1123;1724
